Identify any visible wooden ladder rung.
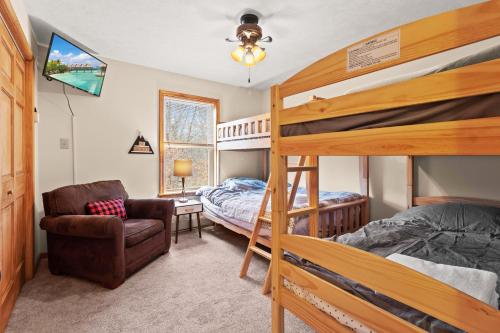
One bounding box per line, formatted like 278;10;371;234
250;245;271;260
288;206;317;218
258;216;272;224
287;166;317;172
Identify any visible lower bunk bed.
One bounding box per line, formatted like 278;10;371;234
197;177;368;244
282;201;500;333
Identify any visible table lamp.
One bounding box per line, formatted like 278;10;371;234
174;159;192;202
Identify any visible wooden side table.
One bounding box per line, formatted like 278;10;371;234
173;199;203;244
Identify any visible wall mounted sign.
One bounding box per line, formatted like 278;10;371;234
129;134;154;154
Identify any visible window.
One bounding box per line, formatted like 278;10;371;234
159;90;219;195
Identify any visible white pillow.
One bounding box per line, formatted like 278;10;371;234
387;253;498;308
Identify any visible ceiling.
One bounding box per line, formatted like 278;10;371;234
25;0;484;89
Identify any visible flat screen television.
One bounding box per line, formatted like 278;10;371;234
43;33;107;96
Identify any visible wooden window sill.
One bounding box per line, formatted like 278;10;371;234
158;190;198;198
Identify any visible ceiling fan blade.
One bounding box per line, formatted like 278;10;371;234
225;37;240;43
259;36;273;43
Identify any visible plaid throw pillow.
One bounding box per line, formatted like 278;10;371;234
85;198;127;220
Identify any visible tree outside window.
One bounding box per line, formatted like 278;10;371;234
159;91;218;194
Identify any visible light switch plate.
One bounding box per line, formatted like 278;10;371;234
60;138;70;149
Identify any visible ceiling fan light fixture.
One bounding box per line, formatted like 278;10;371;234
244;49;256;67
231;45;245;62
226;11;272;69
252;45;266;63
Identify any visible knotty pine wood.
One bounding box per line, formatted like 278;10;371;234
272;2;500;332
280;234;500;333
414;196;500;208
306;156;318;237
270;85;286;333
280;59;500;126
280;116;500;156
280;260;424;333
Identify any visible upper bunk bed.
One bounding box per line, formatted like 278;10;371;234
273;2;500;157
269;1;500;333
216;113;271;151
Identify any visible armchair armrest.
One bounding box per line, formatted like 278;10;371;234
40;215;124;239
125;199;174;224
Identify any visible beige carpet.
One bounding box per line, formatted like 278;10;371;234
7;227;312;333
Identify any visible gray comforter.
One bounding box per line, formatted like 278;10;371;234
286;203;500;332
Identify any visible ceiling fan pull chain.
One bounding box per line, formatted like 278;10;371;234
248;66;251;84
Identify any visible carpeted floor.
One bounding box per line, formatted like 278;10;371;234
7;227;312;333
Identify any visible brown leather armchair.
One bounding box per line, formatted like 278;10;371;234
40;180;174;289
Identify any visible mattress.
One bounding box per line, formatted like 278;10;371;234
201;196;271;237
197;177;363;236
282;44;500;137
281;93;500;137
285;203;500;333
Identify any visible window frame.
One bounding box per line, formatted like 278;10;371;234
158;90;220;197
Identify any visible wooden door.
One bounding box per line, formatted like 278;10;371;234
0;14;30;330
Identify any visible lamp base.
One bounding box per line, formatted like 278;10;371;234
179;177;188;202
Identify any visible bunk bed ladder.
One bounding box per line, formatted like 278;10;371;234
239;156;315;294
239;174;273;294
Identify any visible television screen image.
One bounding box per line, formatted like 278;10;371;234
43;33;107;96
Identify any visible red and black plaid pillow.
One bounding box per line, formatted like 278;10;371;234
85;198;127;220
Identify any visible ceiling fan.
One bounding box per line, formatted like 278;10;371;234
226;12;273;82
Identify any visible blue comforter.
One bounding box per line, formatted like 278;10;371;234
197;177;362;234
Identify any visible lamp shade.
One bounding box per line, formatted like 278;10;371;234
231;45;245;62
173;159;192;177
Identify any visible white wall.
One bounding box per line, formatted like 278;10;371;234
36;47;266;254
32;30;500;255
9;0;31;47
264;36;500;220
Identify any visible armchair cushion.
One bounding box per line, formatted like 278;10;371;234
124;219;164;248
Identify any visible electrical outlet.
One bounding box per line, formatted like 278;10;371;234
60;138;70;150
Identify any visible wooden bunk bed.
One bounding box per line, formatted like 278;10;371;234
202;113;369;292
269;1;500;332
205;112;272;246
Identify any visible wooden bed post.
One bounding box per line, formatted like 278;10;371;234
407;156;414;209
306;156;319;237
261;149;269;180
270;85;286;333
